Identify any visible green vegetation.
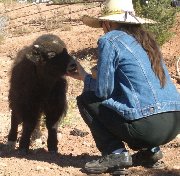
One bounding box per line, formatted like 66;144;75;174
134;0;178;45
60;99;80;127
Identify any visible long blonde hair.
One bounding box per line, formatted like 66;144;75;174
118;24;166;87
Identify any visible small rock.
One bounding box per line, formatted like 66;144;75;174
44;167;50;171
176;134;180;139
57;133;62;140
173;165;180;170
0;162;7;167
82;141;91;147
35;166;44;172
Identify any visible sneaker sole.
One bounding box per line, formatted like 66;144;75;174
109;167;129;176
85;163;132;174
84;167;129;175
84;166;108;174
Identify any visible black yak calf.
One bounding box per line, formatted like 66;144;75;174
7;34;76;155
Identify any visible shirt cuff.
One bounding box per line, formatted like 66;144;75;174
83;74;96;92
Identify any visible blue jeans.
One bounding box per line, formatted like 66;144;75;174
77;91;180;155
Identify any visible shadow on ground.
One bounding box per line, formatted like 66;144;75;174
0;142;99;169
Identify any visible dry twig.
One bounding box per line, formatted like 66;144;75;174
176;57;180;76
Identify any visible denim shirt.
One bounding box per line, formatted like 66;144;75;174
84;30;180;121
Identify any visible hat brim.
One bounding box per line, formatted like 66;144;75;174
82;14;156;28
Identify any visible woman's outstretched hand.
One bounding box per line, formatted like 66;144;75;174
66;59;88;81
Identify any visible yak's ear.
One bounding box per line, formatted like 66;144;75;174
34;44;56;59
25;45;41;62
47;51;56;59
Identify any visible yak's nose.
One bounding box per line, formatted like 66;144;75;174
67;56;77;73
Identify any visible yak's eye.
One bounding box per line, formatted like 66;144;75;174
47;51;56;59
32;50;38;55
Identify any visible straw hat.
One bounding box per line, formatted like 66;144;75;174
82;0;156;28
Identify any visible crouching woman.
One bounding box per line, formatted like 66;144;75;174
67;0;180;174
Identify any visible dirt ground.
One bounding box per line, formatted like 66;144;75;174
0;3;180;176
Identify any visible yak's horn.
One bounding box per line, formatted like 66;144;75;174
34;45;40;48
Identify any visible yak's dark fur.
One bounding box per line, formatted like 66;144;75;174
7;34;76;154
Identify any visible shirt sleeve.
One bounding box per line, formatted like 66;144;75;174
83;37;117;98
83;74;96;92
95;37;117;99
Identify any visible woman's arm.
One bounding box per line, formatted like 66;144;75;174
95;37;117;99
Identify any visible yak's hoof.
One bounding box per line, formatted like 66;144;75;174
18;148;29;156
5;141;16;151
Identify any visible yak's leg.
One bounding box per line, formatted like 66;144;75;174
7;112;21;150
18;114;39;155
45;108;65;153
45;81;67;153
45;114;59;153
